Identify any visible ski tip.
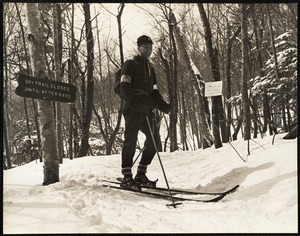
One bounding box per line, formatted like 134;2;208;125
232;184;240;191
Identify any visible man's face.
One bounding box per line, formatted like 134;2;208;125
138;44;153;59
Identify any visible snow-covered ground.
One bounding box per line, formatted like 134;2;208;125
3;133;298;233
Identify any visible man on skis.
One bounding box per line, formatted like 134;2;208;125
119;35;171;190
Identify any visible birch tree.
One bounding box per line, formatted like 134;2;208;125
26;3;59;185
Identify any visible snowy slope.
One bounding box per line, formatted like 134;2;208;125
3;133;298;233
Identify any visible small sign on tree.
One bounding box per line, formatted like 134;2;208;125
204;81;223;97
15;74;77;103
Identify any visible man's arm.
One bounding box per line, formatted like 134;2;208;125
120;75;135;101
120;60;135;101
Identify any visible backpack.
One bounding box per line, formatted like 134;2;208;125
114;59;138;97
114;68;122;96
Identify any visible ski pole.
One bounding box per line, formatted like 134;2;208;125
146;116;181;208
132;147;144;167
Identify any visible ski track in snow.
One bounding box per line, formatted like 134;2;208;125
3;134;298;233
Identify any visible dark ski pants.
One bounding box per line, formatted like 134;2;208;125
121;109;159;169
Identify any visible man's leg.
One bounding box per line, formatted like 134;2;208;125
135;113;159;187
139;113;157;166
121;109;145;176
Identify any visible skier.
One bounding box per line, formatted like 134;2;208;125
119;35;171;190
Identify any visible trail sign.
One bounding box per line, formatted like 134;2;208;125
15;74;77;103
204;81;223;97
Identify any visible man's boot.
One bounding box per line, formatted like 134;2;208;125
134;164;157;188
120;167;141;191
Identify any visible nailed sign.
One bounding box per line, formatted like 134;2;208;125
204;81;223;97
15;74;77;103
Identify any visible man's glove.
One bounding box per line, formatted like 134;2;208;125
152;90;171;114
160;103;171;114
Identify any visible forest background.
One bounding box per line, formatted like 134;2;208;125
2;3;297;184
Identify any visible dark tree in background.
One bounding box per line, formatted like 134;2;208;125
198;3;223;148
78;3;95;157
241;4;251;141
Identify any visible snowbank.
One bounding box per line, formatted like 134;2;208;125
3;133;298;233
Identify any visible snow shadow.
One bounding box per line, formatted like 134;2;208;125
234;170;297;200
196;162;297;200
196;162;275;192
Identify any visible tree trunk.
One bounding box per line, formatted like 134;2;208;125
179;83;188;150
252;98;258;139
266;4;287;132
23;97;33;160
286;92;291;131
241;4;251;141
33;99;42;162
68;3;75;160
250;5;273;136
3;114;12;169
78;3;95;157
225;24;241;142
202;90;211;128
158;48;171;87
3;7;12;168
171;11;213;149
198;3;222;148
73;106;80;157
232;118;243;141
68;58;74;160
117;3;125;65
169;11;179;152
93;4;125;155
158;48;171;148
26;3;59;185
214;48;227;143
189;93;201;150
105;3;125;155
53;3;64;163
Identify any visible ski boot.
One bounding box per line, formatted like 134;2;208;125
120;176;141;191
134;173;158;188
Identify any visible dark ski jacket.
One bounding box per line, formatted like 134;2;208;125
120;55;170;115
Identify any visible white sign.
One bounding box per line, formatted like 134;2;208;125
204;81;223;97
